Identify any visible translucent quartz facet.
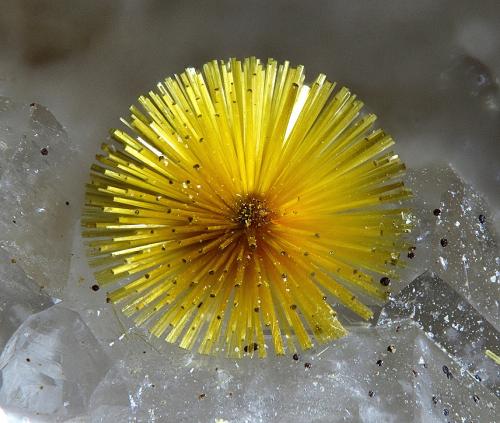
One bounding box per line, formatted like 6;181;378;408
0;98;80;296
0;247;53;349
0;306;110;419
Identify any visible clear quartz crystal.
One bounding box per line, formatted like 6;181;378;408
400;165;499;328
87;321;499;423
0;247;53;349
0;306;110;420
0;97;80;297
379;271;500;397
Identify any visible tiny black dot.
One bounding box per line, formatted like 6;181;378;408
376;359;383;366
304;362;312;368
472;394;479;403
40;147;48;156
380;277;391;286
243;342;259;353
292;353;299;361
442;365;453;379
91;284;100;291
387;345;396;353
440;238;448;247
368;390;374;397
478;214;486;224
433;208;441;216
26;358;31;362
65;201;70;206
443;409;449;416
407;251;415;259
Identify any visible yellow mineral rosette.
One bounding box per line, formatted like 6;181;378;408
82;58;412;358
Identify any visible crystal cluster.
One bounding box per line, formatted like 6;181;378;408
0;91;498;422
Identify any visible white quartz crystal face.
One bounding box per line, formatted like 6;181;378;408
400;165;499;328
0;306;110;419
0;97;80;296
88;321;498;423
0;247;53;349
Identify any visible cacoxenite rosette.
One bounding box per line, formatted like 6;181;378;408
82;57;411;358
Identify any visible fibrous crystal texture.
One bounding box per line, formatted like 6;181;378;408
83;58;411;357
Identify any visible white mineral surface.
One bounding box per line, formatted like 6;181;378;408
0;1;499;422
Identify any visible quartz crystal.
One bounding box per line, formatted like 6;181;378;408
379;271;500;397
0;306;110;420
0;97;80;296
0;246;53;349
88;320;498;423
401;165;499;328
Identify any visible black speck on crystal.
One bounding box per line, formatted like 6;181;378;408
440;238;448;247
380;277;390;286
433;208;441;216
478;214;486;224
442;365;453;379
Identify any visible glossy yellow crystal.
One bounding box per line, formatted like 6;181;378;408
82;57;412;357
